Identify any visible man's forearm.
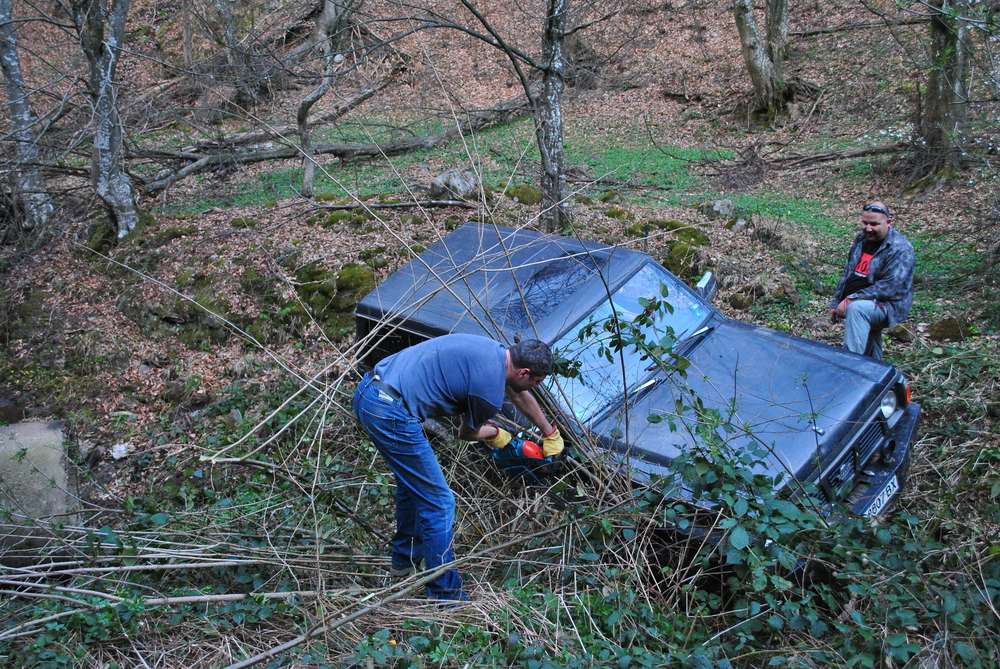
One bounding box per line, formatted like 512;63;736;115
459;423;497;441
507;389;554;435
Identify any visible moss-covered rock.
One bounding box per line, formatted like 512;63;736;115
446;215;464;230
322;211;352;228
728;292;757;310
240;268;278;302
360;246;389;269
315;193;341;202
78;219;118;260
574;194;595;205
628;219;710;248
401;215;424;226
151;226;197;248
886;324;916;342
659;243;701;279
10;289;53;342
928;318;971;342
230;217;258;229
273;262;376;338
505;184;542;205
723;215;751;231
179;291;233;349
278;249;301;270
137;210;157;232
359;247;387;261
598;190;622;204
336;263;376;294
397;245;427;259
606;207;634;220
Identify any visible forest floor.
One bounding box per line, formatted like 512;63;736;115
1;0;998;665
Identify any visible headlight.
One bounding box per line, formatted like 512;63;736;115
880;390;897;418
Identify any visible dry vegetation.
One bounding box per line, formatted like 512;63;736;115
0;0;998;666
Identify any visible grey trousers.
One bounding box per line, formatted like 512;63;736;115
844;299;889;360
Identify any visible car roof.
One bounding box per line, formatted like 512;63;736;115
355;222;663;344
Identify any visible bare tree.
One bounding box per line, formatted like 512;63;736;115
72;0;140;238
535;0;571;231
299;0;365;197
733;0;789;122
0;0;52;232
454;0;599;231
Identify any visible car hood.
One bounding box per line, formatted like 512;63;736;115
355;223;650;344
588;319;896;482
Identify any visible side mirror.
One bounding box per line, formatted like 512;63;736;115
696;271;717;303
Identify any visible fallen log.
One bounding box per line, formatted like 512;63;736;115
140;92;532;195
314;199;476;210
770;142;910;168
186;64;408;151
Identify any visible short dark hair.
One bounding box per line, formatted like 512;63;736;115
508;339;554;377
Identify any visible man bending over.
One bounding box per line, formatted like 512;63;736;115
352;334;563;601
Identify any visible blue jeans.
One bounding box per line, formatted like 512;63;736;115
844;299;889;360
352;373;467;601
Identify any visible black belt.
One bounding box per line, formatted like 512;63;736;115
371;375;401;401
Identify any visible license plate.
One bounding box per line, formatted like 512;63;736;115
864;475;899;517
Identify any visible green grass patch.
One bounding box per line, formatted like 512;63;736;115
564;145;729;192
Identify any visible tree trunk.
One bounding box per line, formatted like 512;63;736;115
182;0;193;67
733;0;787;121
74;0;140;238
764;0;788;66
0;0;52;231
921;0;970;159
535;0;569;232
212;0;261;104
299;0;363;197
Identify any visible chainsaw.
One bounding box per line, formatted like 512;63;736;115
490;436;564;483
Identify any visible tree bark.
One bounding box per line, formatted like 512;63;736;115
535;0;570;232
0;0;53;231
182;0;193;67
921;0;970;159
73;0;140;238
764;0;788;65
733;0;787;121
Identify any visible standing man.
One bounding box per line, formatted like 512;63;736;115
352;334;564;602
829;201;916;360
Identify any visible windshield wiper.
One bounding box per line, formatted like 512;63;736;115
676;325;714;351
643;325;714;371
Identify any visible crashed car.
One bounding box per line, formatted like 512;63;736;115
355;222;920;517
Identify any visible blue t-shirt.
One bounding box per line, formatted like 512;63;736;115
374;334;507;430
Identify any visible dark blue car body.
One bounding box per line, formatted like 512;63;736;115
355;223;920;516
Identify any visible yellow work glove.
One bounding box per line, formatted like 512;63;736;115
542;427;564;457
483;423;512;449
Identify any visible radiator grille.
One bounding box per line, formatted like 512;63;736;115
825;418;887;499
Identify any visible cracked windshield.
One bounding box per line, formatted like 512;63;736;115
548;263;709;423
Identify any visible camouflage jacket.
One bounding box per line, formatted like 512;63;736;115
830;226;915;327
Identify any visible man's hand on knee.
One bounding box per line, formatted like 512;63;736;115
832;299;851;322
